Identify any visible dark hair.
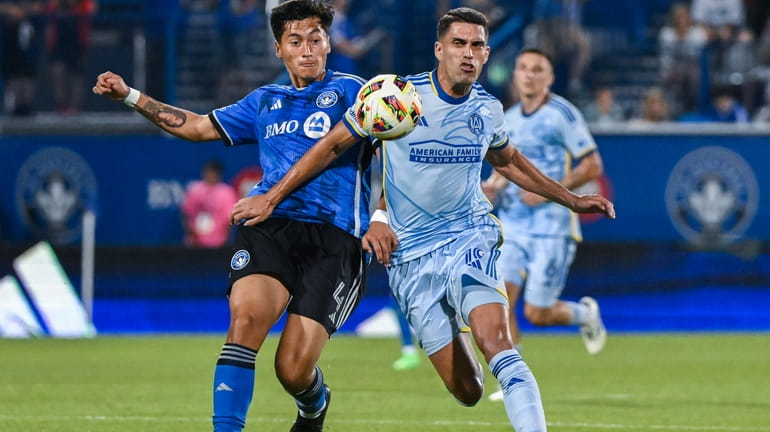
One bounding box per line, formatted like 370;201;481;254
437;7;489;41
517;47;554;67
270;0;335;42
203;159;224;176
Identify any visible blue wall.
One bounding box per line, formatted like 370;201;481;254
1;132;769;334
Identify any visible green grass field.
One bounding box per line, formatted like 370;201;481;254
1;333;768;432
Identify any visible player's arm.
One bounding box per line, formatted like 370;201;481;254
519;150;604;207
231;121;360;225
486;144;615;218
561;150;603;190
92;71;220;141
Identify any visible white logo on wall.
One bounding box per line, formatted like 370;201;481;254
304;111;332;139
15;147;98;244
665;146;758;245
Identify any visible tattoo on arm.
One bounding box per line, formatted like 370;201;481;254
135;99;188;128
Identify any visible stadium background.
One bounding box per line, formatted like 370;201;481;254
1;0;769;336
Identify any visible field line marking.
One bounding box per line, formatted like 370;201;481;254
0;414;768;431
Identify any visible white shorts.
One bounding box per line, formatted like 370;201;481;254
388;227;508;356
498;233;577;308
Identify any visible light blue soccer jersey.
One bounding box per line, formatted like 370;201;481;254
344;70;508;264
496;94;597;240
210;70;375;238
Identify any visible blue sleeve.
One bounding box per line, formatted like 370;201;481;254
209;89;262;146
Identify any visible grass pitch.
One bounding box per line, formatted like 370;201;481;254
1;333;768;432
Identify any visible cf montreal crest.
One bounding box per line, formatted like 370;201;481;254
665;146;758;245
15;147;98;244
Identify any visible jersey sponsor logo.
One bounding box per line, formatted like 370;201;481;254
264;120;300;139
304;111;332;139
315;91;338;108
230;249;251;270
468;113;484;136
15;147;98;244
408;141;482;164
665;146;758;245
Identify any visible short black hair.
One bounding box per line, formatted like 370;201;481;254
203;159;224;176
437;7;489;41
270;0;335;42
517;47;554;67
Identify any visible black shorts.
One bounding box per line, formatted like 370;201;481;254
228;218;367;335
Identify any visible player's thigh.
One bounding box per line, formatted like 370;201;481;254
389;251;460;357
227;274;291;349
445;228;509;326
523;237;577;308
292;222;367;335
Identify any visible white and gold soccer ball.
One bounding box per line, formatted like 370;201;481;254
353;74;423;140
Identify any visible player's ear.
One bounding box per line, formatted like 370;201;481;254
434;41;442;61
274;40;282;59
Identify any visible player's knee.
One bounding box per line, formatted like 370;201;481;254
274;354;315;394
524;305;551;326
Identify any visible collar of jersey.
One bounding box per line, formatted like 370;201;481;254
292;69;333;92
429;69;471;105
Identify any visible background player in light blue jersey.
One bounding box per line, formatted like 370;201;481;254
483;48;607;403
234;8;614;432
93;1;374;431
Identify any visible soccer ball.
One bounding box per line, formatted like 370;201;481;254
354;74;423;140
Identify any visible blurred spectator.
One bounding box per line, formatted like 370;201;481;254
705;26;759;113
706;88;749;122
523;0;591;96
690;0;744;36
751;82;770;123
630;87;671;124
181;160;238;248
215;0;263;105
326;0;384;75
44;0;97;115
436;0;506;29
1;1;43;116
658;2;707;116
582;87;625;125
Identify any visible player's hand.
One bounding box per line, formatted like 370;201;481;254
230;195;275;226
92;71;131;101
572;194;616;219
519;190;548;207
362;222;398;267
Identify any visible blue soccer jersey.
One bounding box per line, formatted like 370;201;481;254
344;70;508;264
210;70;375;238
497;94;597;240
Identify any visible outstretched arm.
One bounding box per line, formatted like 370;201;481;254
230;121;360;225
92;71;220;142
485;145;615;218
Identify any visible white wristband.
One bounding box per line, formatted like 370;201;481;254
370;209;389;225
123;87;140;107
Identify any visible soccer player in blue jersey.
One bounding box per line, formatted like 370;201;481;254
93;1;374;431
484;48;607;403
234;7;614;432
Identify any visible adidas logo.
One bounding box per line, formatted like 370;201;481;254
216;382;233;392
270;99;282;110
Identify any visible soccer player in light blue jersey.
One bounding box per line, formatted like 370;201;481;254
93;1;375;431
484;48;607;402
236;8;614;432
